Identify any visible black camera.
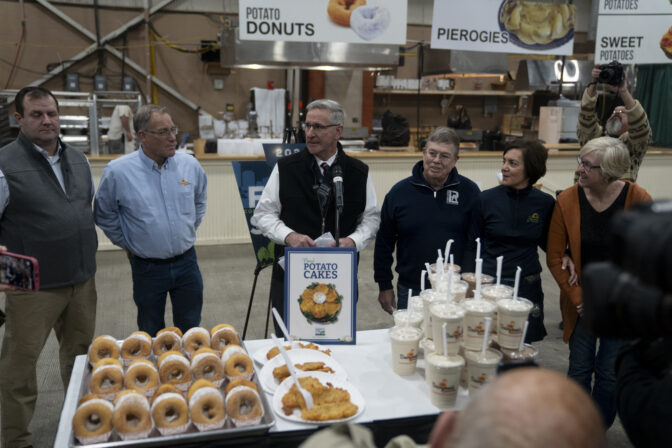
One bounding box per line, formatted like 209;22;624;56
582;201;672;338
598;60;624;86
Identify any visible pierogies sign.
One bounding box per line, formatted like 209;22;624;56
285;248;357;344
239;0;407;44
431;0;575;55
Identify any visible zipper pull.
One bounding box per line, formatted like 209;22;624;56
434;191;437;199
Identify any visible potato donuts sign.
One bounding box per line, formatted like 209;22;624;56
285;247;357;344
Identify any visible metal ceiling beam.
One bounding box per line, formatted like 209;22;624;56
25;0;203;112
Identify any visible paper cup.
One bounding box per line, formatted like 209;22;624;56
393;309;423;328
500;343;539;364
464;348;503;394
429;302;465;356
425;353;464;408
389;326;423;376
461;299;496;351
497;298;533;349
481;284;513;334
461;272;494;299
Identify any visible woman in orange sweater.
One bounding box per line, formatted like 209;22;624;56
547;136;651;428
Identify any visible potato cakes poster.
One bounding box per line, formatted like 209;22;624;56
285;248;357;344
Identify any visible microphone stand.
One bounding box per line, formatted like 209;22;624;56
334;205;341;247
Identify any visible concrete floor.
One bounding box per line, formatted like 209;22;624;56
0;244;633;447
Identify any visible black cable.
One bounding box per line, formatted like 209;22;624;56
0;56;46;75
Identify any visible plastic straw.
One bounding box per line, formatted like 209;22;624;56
446;255;454;300
409;289;413;300
475;258;483;299
436;253;444;284
421;270;426;291
519;321;529;351
475;237;481;261
481;317;492;359
496;256;503;286
442;322;449;356
444;239;454;261
513;266;522;301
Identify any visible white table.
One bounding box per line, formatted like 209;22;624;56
246;328;468;433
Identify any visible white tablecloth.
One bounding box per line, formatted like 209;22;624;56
246;328;468;432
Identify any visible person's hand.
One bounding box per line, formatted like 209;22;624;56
591;65;601;82
126;132;134;142
561;254;578;286
284;232;315;248
378;289;396;314
577;302;584;317
329;237;356;248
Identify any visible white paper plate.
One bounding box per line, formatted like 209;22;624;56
272;371;365;425
259;349;346;394
252;342;332;367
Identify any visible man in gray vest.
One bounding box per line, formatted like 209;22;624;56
0;87;98;448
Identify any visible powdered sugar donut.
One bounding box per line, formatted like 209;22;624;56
350;5;391;41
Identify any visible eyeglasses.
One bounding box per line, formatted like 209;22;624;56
304;122;339;132
577;156;601;173
426;149;454;162
144;127;178;137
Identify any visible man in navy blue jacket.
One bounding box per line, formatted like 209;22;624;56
374;127;480;313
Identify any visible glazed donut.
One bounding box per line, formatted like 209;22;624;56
188;379;216;402
225;385;264;427
158;326;183;338
151;384;182;406
72;397;114;442
153;328;182;356
221;344;247;365
190;348;224;383
189;385;226;430
225;379;258;395
182;327;211;358
327;0;366;27
210;324;240;352
88;335;120;364
112;391;152;440
224;353;254;380
89;358;124;396
121;331;152;361
151;392;189;433
350;5;391;41
124;359;159;393
157;350;191;385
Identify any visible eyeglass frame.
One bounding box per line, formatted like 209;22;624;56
425;148;456;162
142;127;179;137
304;122;340;132
576;155;601;173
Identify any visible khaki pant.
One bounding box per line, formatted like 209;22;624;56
0;277;97;448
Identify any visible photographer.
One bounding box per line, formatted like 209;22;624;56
577;63;652;182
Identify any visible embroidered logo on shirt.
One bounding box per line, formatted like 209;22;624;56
527;212;540;223
446;190;459;205
179;178;191;186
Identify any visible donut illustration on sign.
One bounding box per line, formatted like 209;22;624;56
327;0;391;41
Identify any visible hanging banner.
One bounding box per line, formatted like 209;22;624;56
232;161;275;268
285;247;357;344
431;0;575;55
595;1;672;64
239;0;407;44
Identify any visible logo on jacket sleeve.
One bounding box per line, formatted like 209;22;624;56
446;190;459;205
526;212;540;223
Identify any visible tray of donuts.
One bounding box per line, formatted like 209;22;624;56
68;324;275;447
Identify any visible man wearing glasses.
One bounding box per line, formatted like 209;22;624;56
94;104;207;336
252;99;379;331
374;127;480;313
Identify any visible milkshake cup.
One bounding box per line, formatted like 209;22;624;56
408;295;425;315
425;353;464;408
450;280;469;302
461;299;496;351
428;262;462;284
481;284;513;334
464;348;503;394
421;290;439;341
389;326;423;376
461;272;494;299
393;309;423;329
497;298;533;349
429;302;465;356
500;343;539;364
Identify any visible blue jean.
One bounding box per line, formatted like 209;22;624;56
130;248;203;336
396;282;411;310
568;317;620;428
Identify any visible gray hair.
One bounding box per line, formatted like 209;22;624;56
580;136;630;182
306;99;345;126
426;127;461;156
134;104;169;132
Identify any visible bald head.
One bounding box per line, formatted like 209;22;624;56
431;368;605;448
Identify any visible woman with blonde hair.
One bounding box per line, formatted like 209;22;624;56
547;136;651;428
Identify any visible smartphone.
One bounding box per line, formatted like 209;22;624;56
0;251;39;291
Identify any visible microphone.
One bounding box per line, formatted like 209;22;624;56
332;165;344;211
